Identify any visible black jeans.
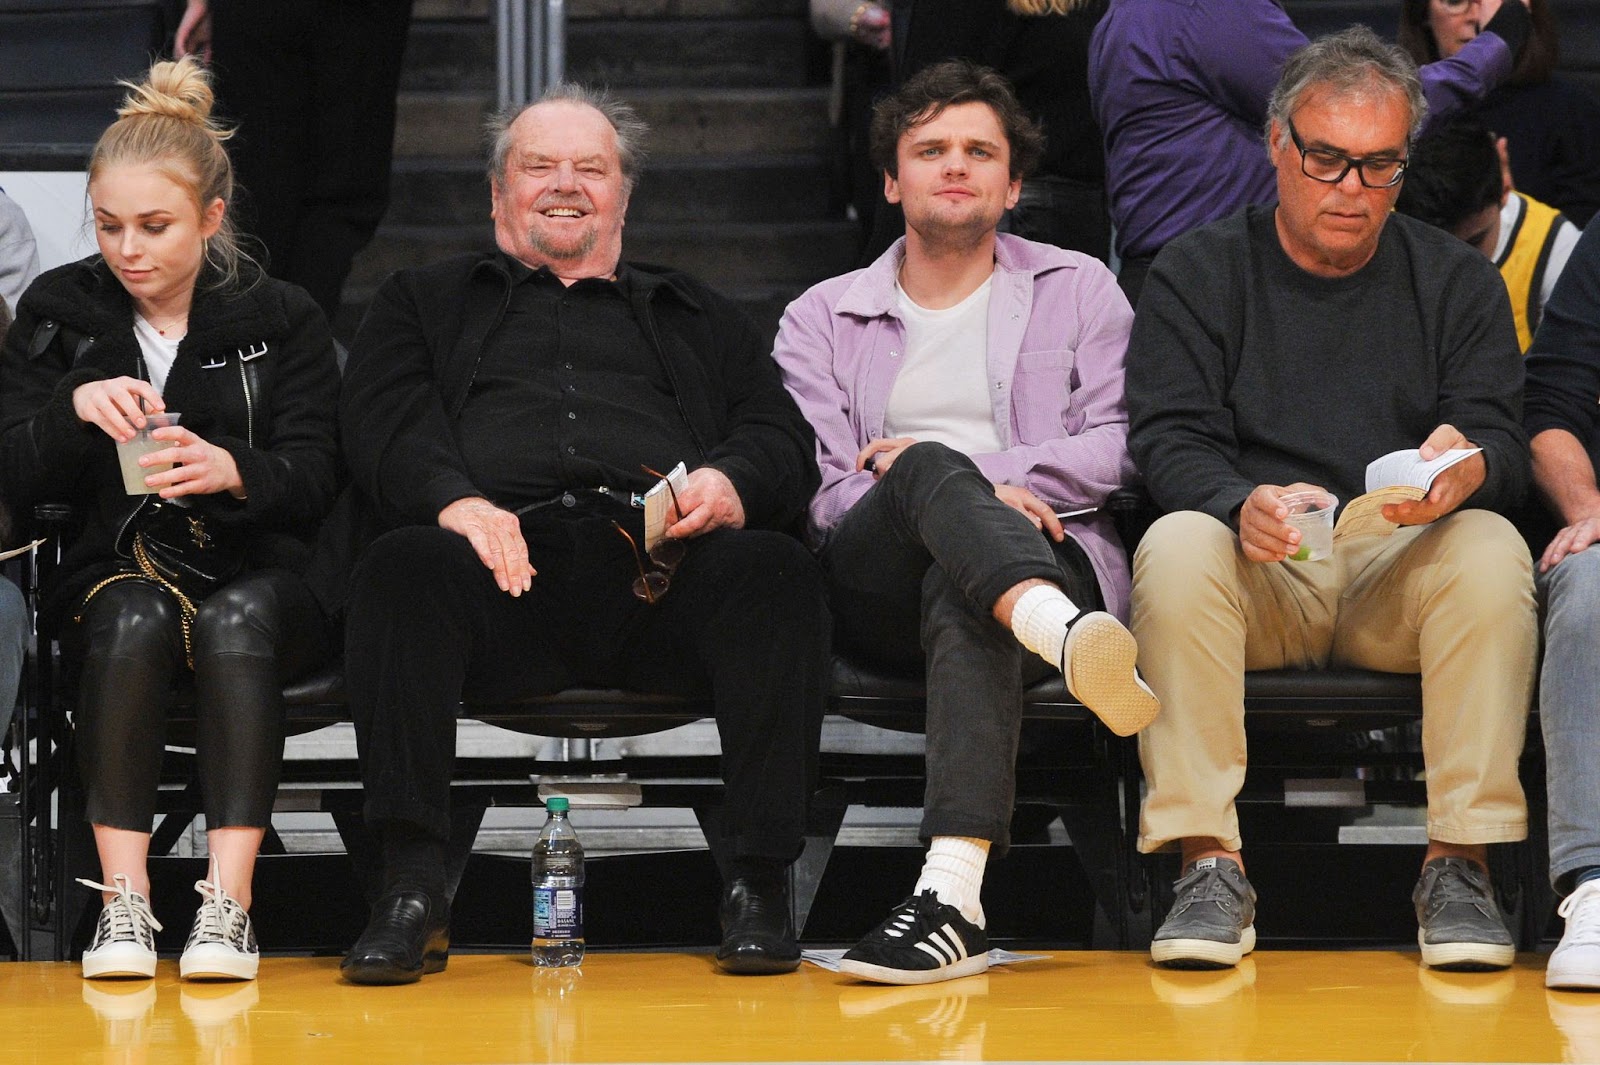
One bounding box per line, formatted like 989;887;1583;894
69;569;331;831
211;0;416;319
821;443;1102;854
343;499;829;862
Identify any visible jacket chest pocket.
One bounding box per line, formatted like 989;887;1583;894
194;342;272;449
1012;347;1077;442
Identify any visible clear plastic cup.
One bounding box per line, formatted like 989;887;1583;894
1280;488;1337;562
117;412;180;495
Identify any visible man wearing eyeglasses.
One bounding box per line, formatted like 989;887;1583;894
775;60;1154;985
1126;27;1535;972
325;85;829;984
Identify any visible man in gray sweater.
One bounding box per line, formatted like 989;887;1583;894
1126;27;1534;972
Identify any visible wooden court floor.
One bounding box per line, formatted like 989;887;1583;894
8;950;1599;1064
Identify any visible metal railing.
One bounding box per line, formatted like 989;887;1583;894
496;0;567;111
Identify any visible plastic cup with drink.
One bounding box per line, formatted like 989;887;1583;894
1280;488;1337;562
117;412;181;495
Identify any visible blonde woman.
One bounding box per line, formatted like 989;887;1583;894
0;57;340;981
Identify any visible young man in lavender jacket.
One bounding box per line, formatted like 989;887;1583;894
773;59;1155;985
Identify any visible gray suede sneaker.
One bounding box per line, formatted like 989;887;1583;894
1413;857;1514;970
1151;857;1257;969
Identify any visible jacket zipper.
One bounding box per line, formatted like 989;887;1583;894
237;358;256;448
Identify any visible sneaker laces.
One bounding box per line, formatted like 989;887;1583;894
189;872;248;947
78;874;164;941
1170;864;1244;913
1422;860;1497;918
1558;880;1600;949
874;891;948;941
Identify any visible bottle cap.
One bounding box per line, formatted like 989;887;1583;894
546;796;570;812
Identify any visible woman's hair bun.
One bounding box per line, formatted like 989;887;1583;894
116;56;225;134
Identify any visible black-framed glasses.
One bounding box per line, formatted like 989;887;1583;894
1286;117;1408;189
610;464;687;604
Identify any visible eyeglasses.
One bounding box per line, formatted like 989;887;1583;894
1286;117;1408;189
611;465;687;604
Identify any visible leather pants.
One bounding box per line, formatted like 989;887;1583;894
68;569;329;831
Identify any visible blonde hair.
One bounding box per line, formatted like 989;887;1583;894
88;57;255;291
1006;0;1094;14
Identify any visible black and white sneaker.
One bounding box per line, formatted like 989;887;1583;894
79;874;163;979
179;859;259;981
839;890;989;985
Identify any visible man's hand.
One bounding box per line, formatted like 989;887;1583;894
1541;516;1600;573
665;467;745;539
857;437;917;478
174;0;212;60
438;497;534;595
1381;424;1485;526
140;426;245;499
1238;482;1326;563
72;377;165;443
995;484;1065;542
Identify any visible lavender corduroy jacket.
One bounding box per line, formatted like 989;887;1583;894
771;233;1139;621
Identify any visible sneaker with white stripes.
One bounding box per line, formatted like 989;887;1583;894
79;874;163;979
839;890;989;985
180;860;259;981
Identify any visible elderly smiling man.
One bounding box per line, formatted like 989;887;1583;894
1126;27;1535;972
329;85;828;984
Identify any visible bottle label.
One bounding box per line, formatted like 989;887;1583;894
533;885;583;939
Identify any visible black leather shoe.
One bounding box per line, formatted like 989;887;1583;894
716;872;800;975
341;889;451;985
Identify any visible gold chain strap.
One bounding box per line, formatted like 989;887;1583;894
74;535;199;669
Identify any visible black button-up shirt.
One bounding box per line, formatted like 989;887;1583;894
455;258;701;510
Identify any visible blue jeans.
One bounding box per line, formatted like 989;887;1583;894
0;576;25;741
1538;546;1600;892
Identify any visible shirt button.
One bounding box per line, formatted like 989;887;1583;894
567;411;577;420
561;492;576;507
566;445;576;455
563;362;573;371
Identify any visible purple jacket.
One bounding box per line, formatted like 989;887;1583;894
1089;0;1517;261
772;234;1138;621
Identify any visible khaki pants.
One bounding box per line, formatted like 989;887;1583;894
1131;509;1535;854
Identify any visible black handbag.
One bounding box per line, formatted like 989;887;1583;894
78;497;245;667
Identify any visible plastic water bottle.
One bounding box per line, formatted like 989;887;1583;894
531;796;585;967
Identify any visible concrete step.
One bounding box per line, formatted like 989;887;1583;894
347;219;856;294
385;154;836;225
415;0;805;19
401;16;815;91
394;86;831;161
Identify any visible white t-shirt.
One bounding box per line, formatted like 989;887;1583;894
884;276;1004;456
132;314;180;395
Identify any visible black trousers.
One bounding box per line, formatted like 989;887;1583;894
343;499;830;862
68;570;331;831
821;443;1103;853
211;0;416;320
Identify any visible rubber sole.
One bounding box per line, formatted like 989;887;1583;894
179;943;260;982
1061;611;1161;737
838;953;990;986
1151;925;1256;969
82;945;157;980
340;950;449;986
1418;931;1514;971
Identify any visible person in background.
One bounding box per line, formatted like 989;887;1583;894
1395;115;1580;350
0;187;40;316
1399;0;1600;226
176;0;416;324
0;58;341;983
1090;0;1532;305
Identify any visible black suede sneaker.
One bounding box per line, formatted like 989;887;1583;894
839;890;989;985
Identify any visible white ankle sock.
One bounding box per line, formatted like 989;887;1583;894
914;837;990;928
1010;585;1080;668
